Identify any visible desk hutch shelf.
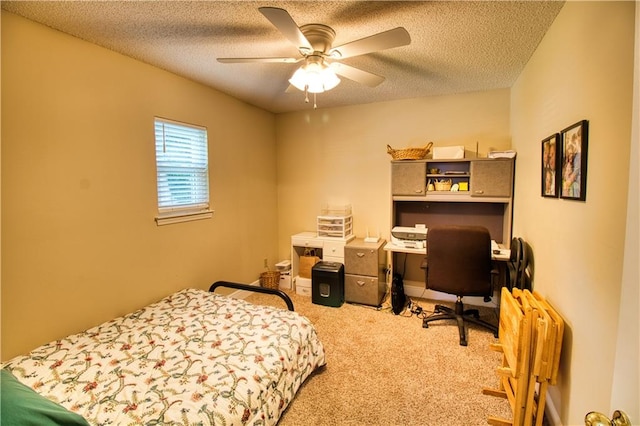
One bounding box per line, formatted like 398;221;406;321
388;157;515;285
391;158;514;243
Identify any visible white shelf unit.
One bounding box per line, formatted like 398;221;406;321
290;232;355;294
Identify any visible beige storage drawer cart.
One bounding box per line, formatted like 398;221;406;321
344;238;387;306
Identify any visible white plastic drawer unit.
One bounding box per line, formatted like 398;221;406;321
317;215;353;239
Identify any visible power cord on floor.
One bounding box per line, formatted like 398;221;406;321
404;298;435;319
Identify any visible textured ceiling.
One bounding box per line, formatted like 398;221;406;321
2;1;565;113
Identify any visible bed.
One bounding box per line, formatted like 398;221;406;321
1;281;326;425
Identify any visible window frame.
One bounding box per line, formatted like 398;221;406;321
153;117;213;226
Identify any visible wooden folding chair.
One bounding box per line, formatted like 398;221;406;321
484;288;564;426
483;287;534;426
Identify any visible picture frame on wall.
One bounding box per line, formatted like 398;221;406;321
541;133;560;197
560;120;589;201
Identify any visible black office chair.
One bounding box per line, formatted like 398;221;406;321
421;225;498;346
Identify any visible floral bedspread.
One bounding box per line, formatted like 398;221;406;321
3;288;326;425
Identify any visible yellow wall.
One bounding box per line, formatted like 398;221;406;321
1;12;279;360
510;2;636;424
275;91;512;265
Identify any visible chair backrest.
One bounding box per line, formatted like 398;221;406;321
425;225;493;297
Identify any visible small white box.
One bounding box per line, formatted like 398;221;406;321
433;146;465;159
279;272;292;290
296;277;312;297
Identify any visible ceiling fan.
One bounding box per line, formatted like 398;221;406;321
217;7;411;103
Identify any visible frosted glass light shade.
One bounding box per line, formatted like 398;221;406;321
289;62;341;93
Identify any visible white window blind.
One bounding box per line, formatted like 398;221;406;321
154;118;212;225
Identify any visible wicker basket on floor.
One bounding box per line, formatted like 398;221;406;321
260;270;281;289
387;142;433;160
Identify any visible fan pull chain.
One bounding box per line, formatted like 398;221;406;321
302;86;318;109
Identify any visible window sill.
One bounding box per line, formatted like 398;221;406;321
155;210;214;226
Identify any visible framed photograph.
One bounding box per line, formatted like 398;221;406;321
541;133;560;197
560;120;589;201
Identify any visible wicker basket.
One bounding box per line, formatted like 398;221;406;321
387;142;433;160
259;270;281;289
434;179;452;191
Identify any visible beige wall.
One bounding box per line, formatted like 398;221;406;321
1;12;279;360
275;90;512;263
2;3;638;425
511;2;637;424
275;2;638;423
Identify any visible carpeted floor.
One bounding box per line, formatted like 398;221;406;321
244;290;515;425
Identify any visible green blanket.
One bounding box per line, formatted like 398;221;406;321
1;369;90;426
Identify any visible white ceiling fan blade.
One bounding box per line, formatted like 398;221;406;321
217;57;301;64
331;63;385;87
330;27;411;59
259;7;312;52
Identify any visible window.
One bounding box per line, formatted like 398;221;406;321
154;117;212;225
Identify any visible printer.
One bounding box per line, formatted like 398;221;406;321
391;226;427;249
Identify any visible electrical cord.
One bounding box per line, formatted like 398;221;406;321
391;254;437;319
403;297;435;319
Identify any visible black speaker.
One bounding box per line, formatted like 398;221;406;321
312;261;344;307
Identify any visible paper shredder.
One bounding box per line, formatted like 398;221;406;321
312;261;344;307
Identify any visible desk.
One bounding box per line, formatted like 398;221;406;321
389;159;514;298
290;232;355;286
384;241;510;261
384;241;511;299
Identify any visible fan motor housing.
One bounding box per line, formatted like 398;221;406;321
300;24;335;54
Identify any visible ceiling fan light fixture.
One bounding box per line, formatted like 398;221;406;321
289;60;341;93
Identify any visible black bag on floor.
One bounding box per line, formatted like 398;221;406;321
391;273;406;315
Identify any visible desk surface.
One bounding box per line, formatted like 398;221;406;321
384;241;510;261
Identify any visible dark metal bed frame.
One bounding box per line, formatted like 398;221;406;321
209;280;294;311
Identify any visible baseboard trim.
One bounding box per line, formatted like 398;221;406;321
232;280;500;308
403;281;499;308
545;393;562;426
224;280;260;299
